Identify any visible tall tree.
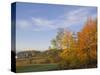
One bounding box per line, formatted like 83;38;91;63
78;17;97;65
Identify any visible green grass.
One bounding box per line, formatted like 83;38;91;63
16;64;59;73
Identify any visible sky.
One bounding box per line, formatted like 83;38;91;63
15;2;97;52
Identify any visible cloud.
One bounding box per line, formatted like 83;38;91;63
57;7;97;26
62;8;93;22
17;20;32;29
32;17;54;28
17;7;97;32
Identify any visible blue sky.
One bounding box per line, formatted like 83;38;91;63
15;2;97;52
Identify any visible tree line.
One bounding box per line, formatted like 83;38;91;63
50;17;97;69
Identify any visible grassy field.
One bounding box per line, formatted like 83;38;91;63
16;64;59;73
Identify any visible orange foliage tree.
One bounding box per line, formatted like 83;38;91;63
78;17;97;65
50;17;97;69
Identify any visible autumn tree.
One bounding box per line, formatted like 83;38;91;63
59;31;79;69
50;28;78;68
51;28;73;50
50;17;97;69
78;17;97;66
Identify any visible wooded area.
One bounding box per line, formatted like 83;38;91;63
16;17;97;72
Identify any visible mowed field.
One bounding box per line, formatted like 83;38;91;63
16;64;59;73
